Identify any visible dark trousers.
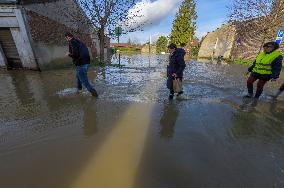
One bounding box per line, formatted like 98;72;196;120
76;64;95;93
247;75;268;98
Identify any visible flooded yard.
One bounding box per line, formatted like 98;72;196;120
0;54;284;188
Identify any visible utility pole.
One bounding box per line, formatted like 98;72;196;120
115;26;122;66
149;35;152;54
149;35;152;67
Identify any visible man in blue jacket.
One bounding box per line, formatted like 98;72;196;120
245;42;282;99
167;43;186;100
65;32;98;97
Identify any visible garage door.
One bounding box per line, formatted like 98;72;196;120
0;28;22;69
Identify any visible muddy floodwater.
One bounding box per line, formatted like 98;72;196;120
0;54;284;188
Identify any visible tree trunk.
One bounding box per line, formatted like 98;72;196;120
99;28;105;63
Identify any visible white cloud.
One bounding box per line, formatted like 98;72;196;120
125;0;182;30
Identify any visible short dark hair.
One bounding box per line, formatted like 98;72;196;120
65;32;74;38
263;42;279;50
168;43;177;49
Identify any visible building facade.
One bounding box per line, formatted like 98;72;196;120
0;0;100;70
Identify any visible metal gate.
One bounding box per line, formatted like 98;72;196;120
0;28;22;69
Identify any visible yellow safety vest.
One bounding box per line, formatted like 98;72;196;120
252;50;282;75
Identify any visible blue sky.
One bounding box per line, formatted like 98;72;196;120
119;0;233;44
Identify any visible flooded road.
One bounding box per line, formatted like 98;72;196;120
0;54;284;188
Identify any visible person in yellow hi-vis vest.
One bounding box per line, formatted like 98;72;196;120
245;42;283;99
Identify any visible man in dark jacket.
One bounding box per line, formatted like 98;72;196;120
65;32;98;97
245;42;282;99
167;43;186;100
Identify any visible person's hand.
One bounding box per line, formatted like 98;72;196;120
172;73;177;77
271;78;277;82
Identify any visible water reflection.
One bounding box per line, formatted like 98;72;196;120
231;111;258;138
0;71;50;119
268;100;284;124
239;98;258;111
83;102;98;137
11;72;35;105
232;101;284;140
159;102;179;139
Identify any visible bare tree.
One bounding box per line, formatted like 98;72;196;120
229;0;284;51
76;0;143;63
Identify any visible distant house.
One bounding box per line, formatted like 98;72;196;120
141;44;156;54
0;0;100;70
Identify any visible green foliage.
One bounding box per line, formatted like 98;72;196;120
115;26;123;37
114;46;141;53
190;46;200;58
170;0;197;47
156;36;168;53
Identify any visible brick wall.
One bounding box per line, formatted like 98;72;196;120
25;10;92;46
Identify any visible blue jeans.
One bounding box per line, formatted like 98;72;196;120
76;64;95;93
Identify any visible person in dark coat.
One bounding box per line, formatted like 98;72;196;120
245;42;282;99
167;43;186;100
65;32;98;97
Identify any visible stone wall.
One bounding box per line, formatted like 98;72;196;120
232;21;284;60
198;24;236;59
199;22;284;61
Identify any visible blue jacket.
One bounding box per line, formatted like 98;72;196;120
248;54;283;79
167;48;186;78
69;38;90;66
